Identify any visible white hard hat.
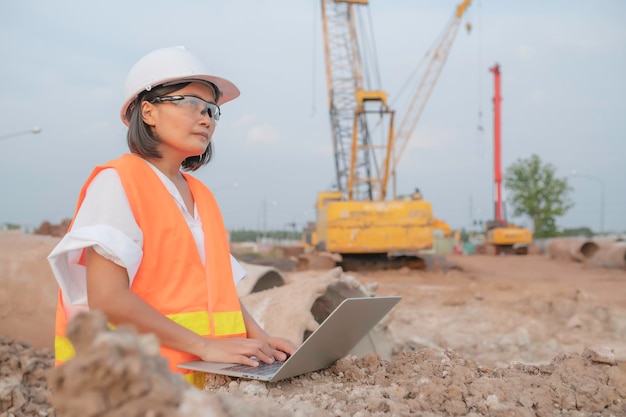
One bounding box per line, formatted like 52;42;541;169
120;46;240;126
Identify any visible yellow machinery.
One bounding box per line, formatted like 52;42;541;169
312;0;471;268
315;191;433;254
485;222;533;255
487;225;533;247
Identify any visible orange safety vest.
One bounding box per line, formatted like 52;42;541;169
54;154;247;388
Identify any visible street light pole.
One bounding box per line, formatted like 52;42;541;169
261;199;278;240
570;170;605;234
0;126;42;141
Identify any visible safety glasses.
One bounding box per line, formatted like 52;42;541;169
151;95;221;122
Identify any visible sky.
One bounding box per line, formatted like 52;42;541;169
1;0;625;234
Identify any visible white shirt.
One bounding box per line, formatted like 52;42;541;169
48;159;246;316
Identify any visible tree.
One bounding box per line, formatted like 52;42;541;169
504;154;573;238
561;226;593;238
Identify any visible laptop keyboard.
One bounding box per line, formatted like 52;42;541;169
223;360;285;376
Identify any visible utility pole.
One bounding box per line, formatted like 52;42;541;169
469;194;473;232
262;199;267;240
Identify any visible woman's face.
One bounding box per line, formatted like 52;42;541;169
142;81;218;161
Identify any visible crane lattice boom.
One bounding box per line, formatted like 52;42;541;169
321;0;393;201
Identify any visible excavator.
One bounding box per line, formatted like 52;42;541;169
303;0;472;270
482;63;533;255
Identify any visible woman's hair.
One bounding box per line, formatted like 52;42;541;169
125;81;218;172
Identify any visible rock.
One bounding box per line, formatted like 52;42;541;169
583;346;617;365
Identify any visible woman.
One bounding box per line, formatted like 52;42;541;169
48;46;297;388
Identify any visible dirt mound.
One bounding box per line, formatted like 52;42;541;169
33;218;71;237
48;311;187;417
5;326;625;417
0;337;55;416
206;348;625;416
46;311;288;417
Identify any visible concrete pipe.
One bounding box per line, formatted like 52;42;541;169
237;262;286;296
547;238;599;262
591;241;626;269
241;267;394;360
607;242;626;269
569;239;600;261
547;238;572;260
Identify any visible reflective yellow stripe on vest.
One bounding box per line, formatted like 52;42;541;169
55;311;245;364
183;372;206;389
212;311;246;336
166;310;245;337
167;311;211;335
55;336;75;363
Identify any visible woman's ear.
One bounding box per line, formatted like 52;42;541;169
141;101;157;127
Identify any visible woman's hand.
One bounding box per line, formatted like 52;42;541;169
263;335;298;362
238;302;299;363
197;336;294;367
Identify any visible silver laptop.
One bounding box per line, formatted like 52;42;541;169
178;296;401;382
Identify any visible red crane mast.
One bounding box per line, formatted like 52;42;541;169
490;63;504;225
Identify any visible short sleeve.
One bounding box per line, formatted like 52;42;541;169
47;169;143;306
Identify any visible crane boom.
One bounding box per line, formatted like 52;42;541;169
483;62;534;254
321;0;392;201
490;63;504;224
321;0;363;197
391;0;471;184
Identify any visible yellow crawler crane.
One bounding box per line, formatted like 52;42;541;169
313;0;470;270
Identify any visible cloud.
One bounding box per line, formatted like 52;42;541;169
516;44;536;61
246;123;280;145
234;113;256;127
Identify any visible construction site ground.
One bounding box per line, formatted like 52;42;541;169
2;231;626;416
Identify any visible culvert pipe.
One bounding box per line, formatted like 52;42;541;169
591;241;626;269
240;268;394;360
237;262;286;296
547;238;599;262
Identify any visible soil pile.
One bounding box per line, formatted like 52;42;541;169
207;348;626;416
3;329;625;416
48;311;186;417
0;337;55;416
44;310;288;417
2;232;626;416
